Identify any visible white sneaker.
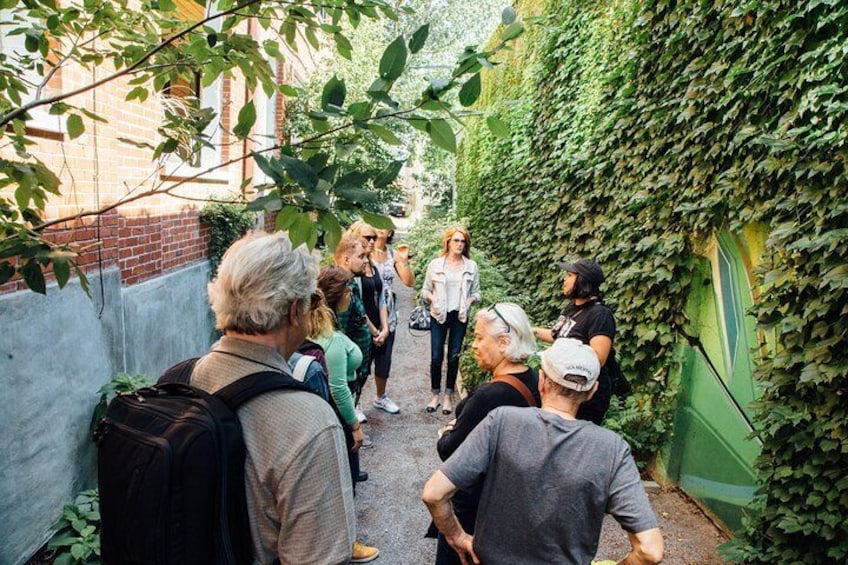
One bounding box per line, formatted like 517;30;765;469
373;395;400;414
355;407;367;423
361;434;373;448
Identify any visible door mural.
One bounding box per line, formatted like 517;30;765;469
665;231;763;532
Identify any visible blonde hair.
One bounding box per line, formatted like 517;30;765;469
208;231;317;334
334;231;364;265
308;290;336;338
441;226;472;258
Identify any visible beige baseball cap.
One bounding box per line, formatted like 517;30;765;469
539;338;601;392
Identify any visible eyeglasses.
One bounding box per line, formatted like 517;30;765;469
488;304;511;333
364;235;377;242
450;238;466;244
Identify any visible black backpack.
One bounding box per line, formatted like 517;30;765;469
95;358;316;565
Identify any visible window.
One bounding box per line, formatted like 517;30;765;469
162;0;224;177
0;9;63;133
253;59;278;185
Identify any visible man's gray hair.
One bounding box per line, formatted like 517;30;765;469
475;302;536;362
208;231;318;334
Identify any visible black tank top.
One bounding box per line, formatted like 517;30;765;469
359;264;384;328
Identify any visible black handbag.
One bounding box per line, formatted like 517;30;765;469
409;297;431;331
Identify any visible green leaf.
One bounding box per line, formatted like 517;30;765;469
486;116;510;139
278;154;318;190
287;212;313;248
502;6;516;25
373;160;404;187
321;76;346;111
361;210;395;230
53;259;70;289
408;24;429;54
0;262;14;285
318;210;343;250
459;73;481;107
275;205;299;231
379;36;407;81
233;101;256;139
500;21;524;42
334;33;352;60
67;115;84;140
264;40;284;60
22;260;46;294
427;119;456;153
368;123;402;146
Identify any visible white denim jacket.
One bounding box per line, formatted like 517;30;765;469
423;256;481;324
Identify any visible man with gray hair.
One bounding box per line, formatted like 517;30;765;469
423;338;663;565
196;231;355;564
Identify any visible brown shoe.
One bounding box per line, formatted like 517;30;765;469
351;540;380;563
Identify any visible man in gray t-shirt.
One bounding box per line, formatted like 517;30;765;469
423;338;664;565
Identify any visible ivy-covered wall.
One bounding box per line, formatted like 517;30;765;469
456;0;847;562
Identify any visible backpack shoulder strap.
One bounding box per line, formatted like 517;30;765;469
493;374;539;407
215;371;316;411
157;358;200;385
292;355;316;382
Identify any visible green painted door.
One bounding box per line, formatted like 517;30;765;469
666;233;761;532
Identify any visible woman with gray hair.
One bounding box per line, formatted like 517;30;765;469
430;302;539;565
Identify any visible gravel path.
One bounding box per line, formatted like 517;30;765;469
355;274;728;564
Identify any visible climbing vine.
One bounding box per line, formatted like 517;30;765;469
198;202;255;276
457;0;848;561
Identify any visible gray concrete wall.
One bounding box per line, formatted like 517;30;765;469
0;262;215;565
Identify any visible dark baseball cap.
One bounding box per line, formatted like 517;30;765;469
559;259;605;285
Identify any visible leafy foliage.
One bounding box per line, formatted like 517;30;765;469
457;0;848;560
89;373;153;438
46;489;100;565
0;0;525;293
199;201;255;276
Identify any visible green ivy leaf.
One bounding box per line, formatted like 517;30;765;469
427;119;456;153
233;101;256;139
379;35;407;81
287;212;313;248
408;24;429;54
66;115;84;140
459;73;481;107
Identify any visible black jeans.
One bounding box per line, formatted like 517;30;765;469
430;310;468;393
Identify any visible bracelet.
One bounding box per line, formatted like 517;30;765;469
350;422;361;432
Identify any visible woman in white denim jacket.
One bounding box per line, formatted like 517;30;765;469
422;226;481;414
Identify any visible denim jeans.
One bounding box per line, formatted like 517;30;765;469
430;310;468;393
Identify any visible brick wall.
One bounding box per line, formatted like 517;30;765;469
0;19;318;295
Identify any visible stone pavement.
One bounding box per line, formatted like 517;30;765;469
354;271;729;564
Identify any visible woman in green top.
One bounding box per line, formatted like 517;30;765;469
311;266;365;452
310;266;381;563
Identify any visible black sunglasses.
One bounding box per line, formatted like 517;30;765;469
488;304;511;333
364;235;378;242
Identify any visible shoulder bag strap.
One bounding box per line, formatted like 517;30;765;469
157;357;199;385
492;374;538;407
292;354;316;382
215;371;316;411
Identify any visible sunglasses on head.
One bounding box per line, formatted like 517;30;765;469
488;304;511;333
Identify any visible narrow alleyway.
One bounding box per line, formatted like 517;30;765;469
354;261;729;564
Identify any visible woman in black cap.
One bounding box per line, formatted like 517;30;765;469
532;258;615;423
